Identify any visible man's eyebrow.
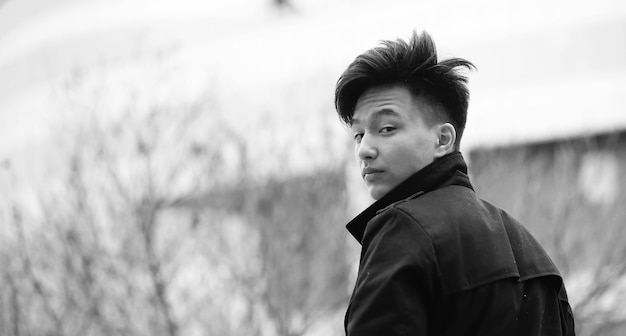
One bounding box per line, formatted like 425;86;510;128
351;109;401;126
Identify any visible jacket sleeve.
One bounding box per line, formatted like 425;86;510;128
346;208;439;336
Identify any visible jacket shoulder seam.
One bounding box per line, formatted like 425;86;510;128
375;191;425;215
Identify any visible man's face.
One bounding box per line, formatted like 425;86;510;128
350;85;439;200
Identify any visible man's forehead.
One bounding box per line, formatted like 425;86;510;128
351;86;416;125
355;85;413;108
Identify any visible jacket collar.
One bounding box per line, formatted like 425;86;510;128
346;152;473;243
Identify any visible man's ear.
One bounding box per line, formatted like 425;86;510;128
434;123;456;158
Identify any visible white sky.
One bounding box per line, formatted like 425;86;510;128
1;0;625;159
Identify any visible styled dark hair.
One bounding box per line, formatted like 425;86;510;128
334;31;475;148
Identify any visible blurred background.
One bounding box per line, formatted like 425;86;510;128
1;0;625;335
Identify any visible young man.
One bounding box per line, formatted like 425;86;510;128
334;31;575;335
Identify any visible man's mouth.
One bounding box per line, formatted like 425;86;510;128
362;167;384;181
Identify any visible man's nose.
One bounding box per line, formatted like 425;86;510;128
357;135;378;161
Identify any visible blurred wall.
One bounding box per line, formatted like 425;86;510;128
470;130;626;336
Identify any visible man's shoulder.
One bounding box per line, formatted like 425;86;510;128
388;185;561;294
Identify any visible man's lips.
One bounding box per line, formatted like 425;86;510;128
362;167;384;180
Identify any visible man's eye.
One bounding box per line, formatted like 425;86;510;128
354;133;364;142
380;126;395;134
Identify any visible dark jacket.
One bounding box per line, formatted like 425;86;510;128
344;152;575;336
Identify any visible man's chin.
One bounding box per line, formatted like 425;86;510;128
368;185;390;201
